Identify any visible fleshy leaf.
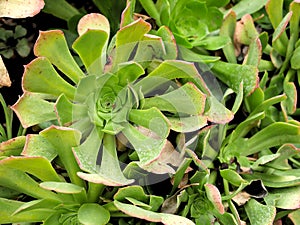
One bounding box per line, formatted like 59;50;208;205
168;115;207;133
204;184;225;214
211;61;259;96
11;92;57;128
22;134;57;161
129;107;170;139
22;57;75;99
0;158;60;201
40;182;85;194
116;61;145;86
0;136;25;157
226;0;268;19
73;30;108;75
143;82;206;115
40;126;85;187
122;124;167;165
0;55;11;87
0;0;44;18
34;30;85;84
77;13;110;36
0;156;61;182
76;133;134;186
114;201;195;225
265;186;300;210
245;199;276;225
78;203;110;225
0;198;52;224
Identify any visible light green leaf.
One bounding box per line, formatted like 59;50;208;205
129;107;170;138
143;82;206;115
220;169;247;187
114;201;195;225
0;198;51;224
22;134;57;161
192;36;231;51
116;61;145;86
40;182;85;194
34;30;85;84
226;0;269;19
73;30;108;74
40;126;85;187
168;115;207;132
245;199;276;225
22;57;75;99
11;92;57;128
77;133;134;186
265;186;300;209
78;203;110;225
211;61;258;96
0;136;25;157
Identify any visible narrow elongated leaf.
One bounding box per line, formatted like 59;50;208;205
11;92;57;128
205;184;225;214
34;30;85;84
43;0;79;21
114;201;195;225
40;182;85;194
22;57;75;99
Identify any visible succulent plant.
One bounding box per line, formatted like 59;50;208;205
11;11;233;187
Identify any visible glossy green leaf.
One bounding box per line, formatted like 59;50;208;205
122;123;167;165
205;96;234;124
12;199;59;216
11;93;57;128
114;200;195;225
34;30;85;84
116;61;144;86
272;11;292;43
78;203;110;225
282;79;297;114
211;61;258;96
245;199;276;225
291;45;300;70
22;57;75;99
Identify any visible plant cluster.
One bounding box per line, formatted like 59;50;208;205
0;0;299;224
